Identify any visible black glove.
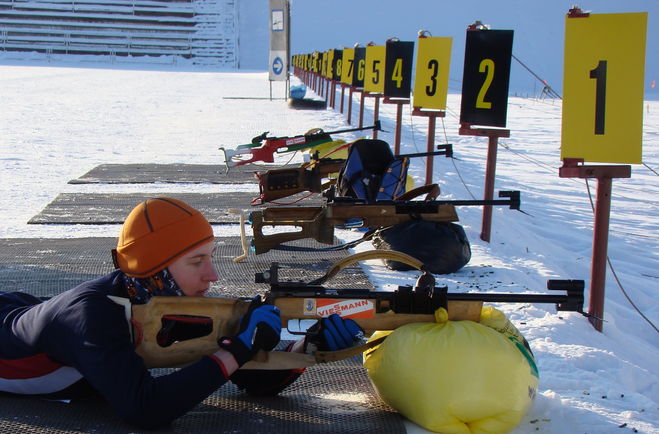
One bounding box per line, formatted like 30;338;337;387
218;297;281;365
307;314;364;351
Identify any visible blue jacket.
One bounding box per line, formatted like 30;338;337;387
0;271;301;428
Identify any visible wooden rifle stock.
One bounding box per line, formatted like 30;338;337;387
250;202;459;254
131;295;480;369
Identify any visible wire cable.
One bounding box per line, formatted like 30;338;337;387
406;96;422;153
511;54;562;99
643;163;659;176
440;116;477;200
584;179;658;333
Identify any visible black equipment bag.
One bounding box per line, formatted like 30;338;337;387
372;220;471;274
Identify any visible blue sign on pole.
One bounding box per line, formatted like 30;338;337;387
273;56;284;75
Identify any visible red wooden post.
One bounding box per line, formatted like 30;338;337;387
412;108;446;185
383;97;409;155
358;89;365;128
559;158;631;331
372;94;381;139
394;104;402;154
347;87;354;124
325;76;330;100
340;84;346;113
329;80;336;108
481;134;499;242
360;93;382;138
459;123;510;242
426;115;437;184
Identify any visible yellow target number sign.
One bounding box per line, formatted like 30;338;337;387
413;36;452;110
341;47;355;85
364;45;386;93
324;49;334;79
562;12;647;164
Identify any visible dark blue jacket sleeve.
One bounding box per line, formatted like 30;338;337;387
38;293;230;429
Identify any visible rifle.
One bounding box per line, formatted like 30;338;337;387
254;157;346;204
254;145;454;204
126;251;585;370
219;122;381;168
249;191;520;254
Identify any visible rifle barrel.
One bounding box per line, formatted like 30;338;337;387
446;292;571;304
399;150;451;159
319;121;381;136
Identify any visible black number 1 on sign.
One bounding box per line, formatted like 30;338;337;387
590;60;607;135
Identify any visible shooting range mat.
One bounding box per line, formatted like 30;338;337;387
28;192;324;224
68;163;300;184
0;237;373;299
0;352;403;434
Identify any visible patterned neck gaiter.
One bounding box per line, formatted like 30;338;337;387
122;268;184;304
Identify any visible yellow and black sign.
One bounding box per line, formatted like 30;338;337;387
413;36;452;110
459;30;514;127
312;51;319;73
364;45;386;93
384;40;414;98
324;49;334;79
561;12;647;164
332;49;343;82
319;51;325;76
341;48;355;85
316;52;323;74
321;51;327;76
352;46;367;88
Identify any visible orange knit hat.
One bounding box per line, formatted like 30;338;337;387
112;197;214;278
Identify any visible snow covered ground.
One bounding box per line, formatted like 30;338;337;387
0;64;657;433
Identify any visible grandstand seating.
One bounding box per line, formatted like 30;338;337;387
0;0;238;65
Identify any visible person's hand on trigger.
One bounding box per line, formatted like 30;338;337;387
218;296;281;365
307;313;364;352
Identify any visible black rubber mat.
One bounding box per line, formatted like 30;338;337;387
0;354;402;433
28;192;324;225
0;238;116;297
0;237;373;299
288;98;328;110
68;163;300;184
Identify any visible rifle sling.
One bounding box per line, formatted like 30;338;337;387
310;250;424;285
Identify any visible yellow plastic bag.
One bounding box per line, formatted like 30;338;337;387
363;307;538;434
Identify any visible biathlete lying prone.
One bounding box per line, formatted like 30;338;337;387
0;197;363;429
